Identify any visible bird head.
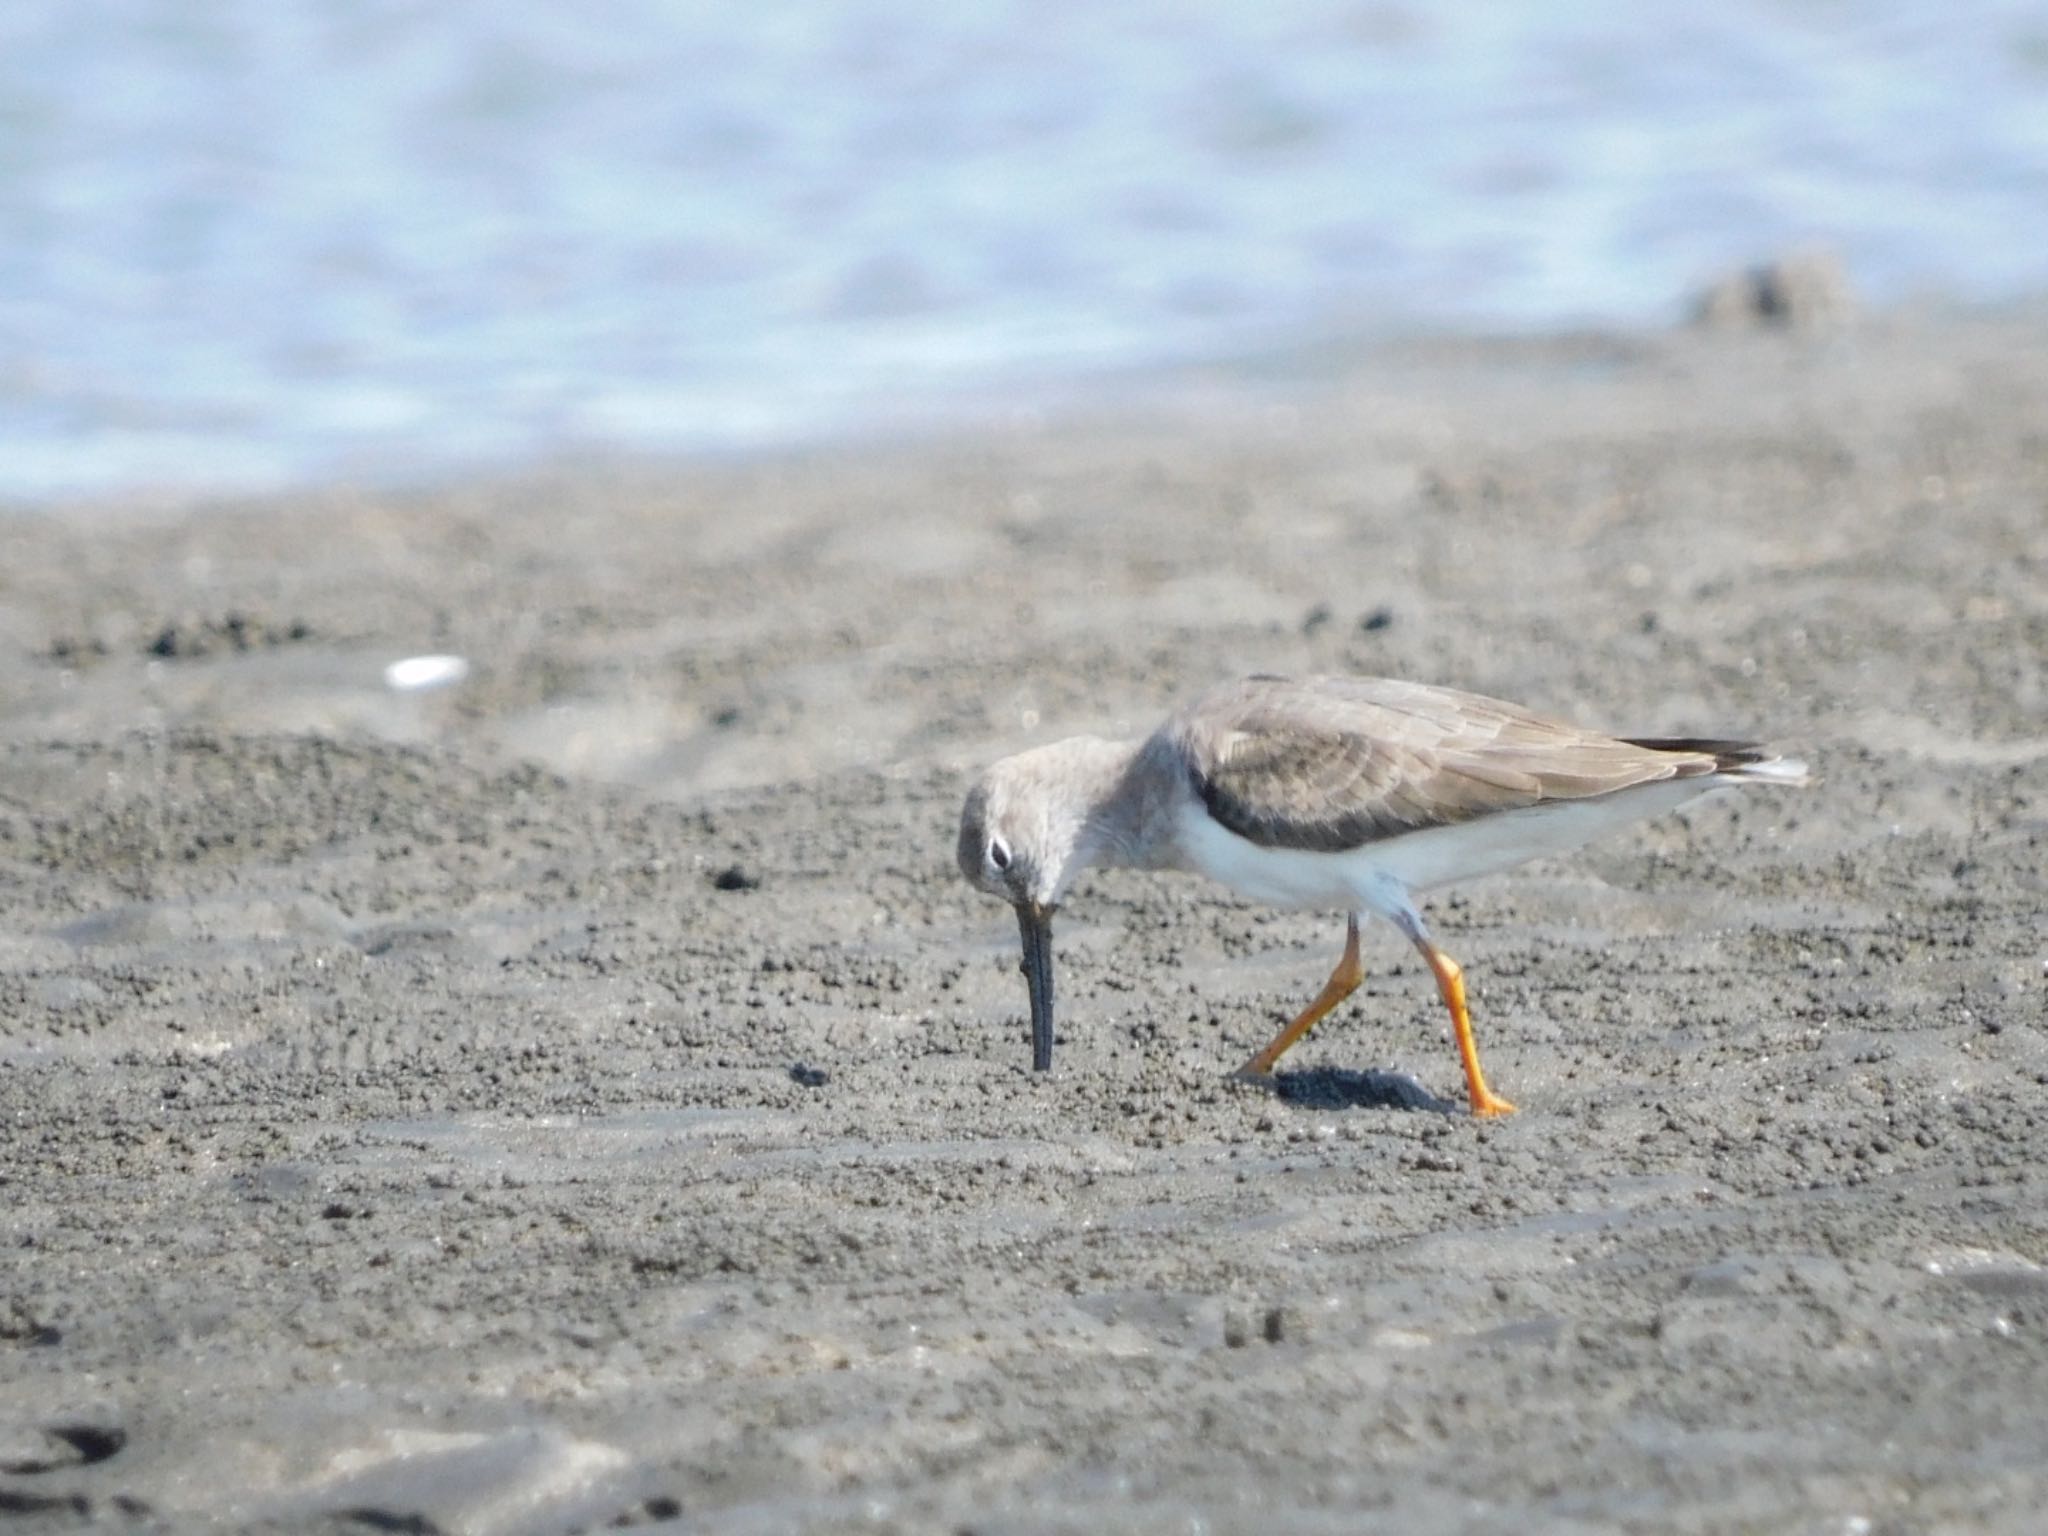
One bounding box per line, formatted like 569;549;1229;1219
956;737;1131;1070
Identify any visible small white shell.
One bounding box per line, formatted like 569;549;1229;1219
382;654;471;692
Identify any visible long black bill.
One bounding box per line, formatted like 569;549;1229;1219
1015;901;1056;1071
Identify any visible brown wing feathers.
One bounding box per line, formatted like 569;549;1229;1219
1195;726;1430;850
1182;676;1741;855
1620;737;1773;772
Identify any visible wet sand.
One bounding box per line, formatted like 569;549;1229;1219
3;311;2046;1533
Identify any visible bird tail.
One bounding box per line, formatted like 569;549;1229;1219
1624;737;1814;787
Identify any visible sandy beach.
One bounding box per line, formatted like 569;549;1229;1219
3;309;2046;1533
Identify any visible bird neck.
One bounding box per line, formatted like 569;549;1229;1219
1070;734;1186;875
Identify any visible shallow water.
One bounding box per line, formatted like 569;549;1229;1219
5;0;2047;499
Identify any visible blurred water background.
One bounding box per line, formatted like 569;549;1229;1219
4;1;2046;502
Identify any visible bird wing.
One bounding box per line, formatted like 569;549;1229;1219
1171;675;1736;853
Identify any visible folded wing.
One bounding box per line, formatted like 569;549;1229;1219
1172;675;1743;854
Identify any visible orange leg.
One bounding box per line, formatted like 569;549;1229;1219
1413;938;1517;1117
1233;916;1362;1078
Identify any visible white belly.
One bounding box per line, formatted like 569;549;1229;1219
1173;778;1719;916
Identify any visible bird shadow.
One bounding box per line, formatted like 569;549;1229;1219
1263;1067;1456;1115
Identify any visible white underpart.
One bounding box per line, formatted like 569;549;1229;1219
1730;756;1809;785
1174;775;1738;923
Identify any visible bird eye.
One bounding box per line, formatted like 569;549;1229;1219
988;837;1011;872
